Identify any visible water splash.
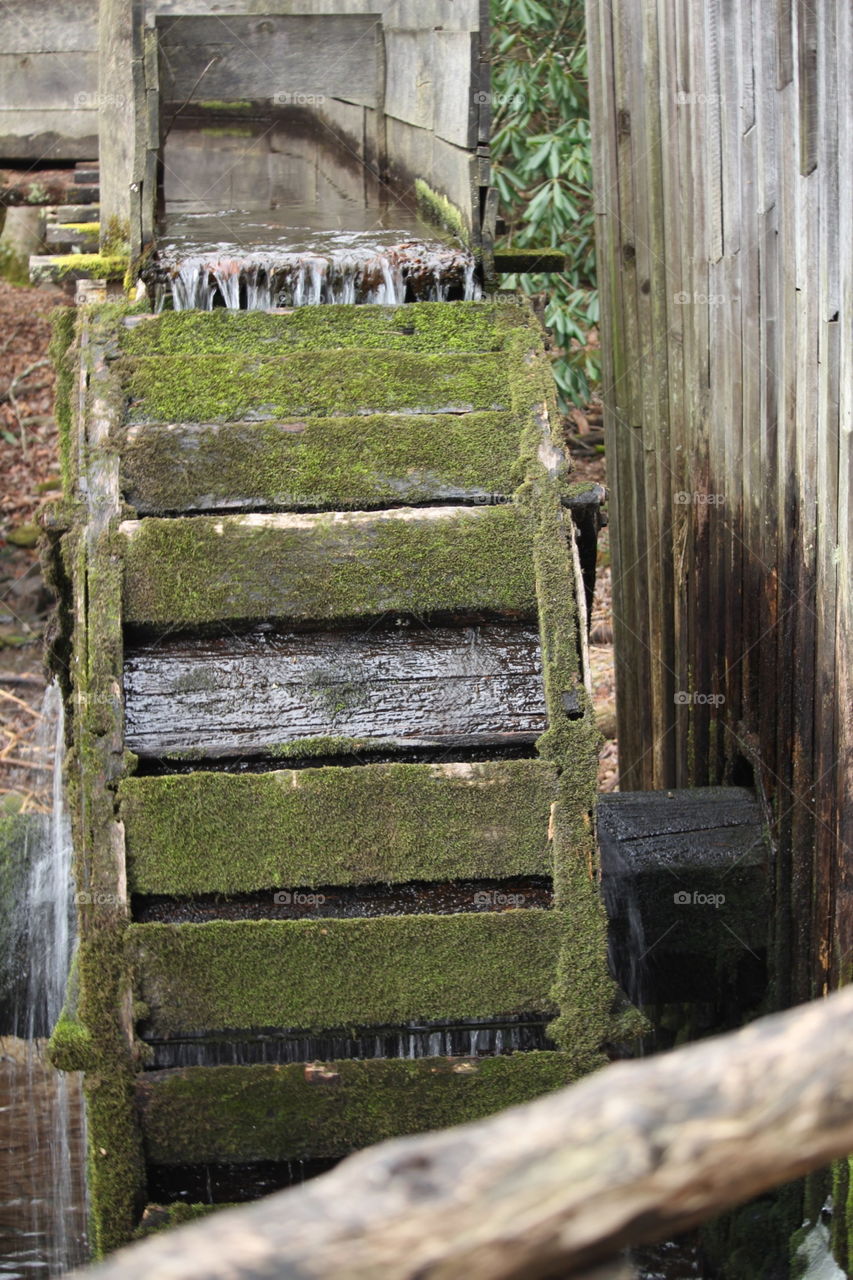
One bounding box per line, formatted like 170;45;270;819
144;1014;553;1070
150;242;482;312
0;684;87;1277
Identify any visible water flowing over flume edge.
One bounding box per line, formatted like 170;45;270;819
147;242;482;311
0;685;88;1278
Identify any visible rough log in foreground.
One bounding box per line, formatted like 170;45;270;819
74;987;853;1280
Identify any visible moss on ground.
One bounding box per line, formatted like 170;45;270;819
127;912;561;1036
117;302;538;357
120;412;521;513
120;760;556;894
116;350;511;423
137;1053;577;1164
120;505;537;626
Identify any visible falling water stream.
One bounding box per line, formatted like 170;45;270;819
146;113;481;310
0;685;87;1276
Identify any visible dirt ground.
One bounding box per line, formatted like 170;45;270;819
0;279;69;813
0;277;618;800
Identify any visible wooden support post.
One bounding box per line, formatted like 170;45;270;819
98;0;144;259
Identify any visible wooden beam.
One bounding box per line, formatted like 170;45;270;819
98;0;143;256
123;623;546;757
71;985;853;1279
493;249;575;275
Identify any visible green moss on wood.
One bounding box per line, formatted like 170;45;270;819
128;913;561;1036
120;760;556;894
197;99;253;111
116;351;511;423
75;928;147;1256
138;1053;578;1165
48;1015;94;1072
118;302;539;358
120;506;537;627
120;412;521;513
49;306;76;492
36;254;128;281
415;179;470;246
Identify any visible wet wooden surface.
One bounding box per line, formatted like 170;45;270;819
124;623;547;757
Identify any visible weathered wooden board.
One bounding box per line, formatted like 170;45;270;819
157;14;381;109
589;0;853;1008
0;114;98;161
0;53;98;110
123;623;547;757
0;0;99;159
119;414;519;514
433;31;479;150
119;507;537;628
382;29;478;151
121;759;558;894
148;1;482;32
0;0;98;53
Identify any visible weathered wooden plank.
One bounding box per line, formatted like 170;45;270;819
0;112;98;162
796;0;818;174
635;0;675;783
157;14;381;109
128;912;562;1037
599;788;769;1006
123;622;547;757
120;507;537;628
149;0;482;27
597;786;764;843
0;0;98;54
606;0;650;788
121;759;558;894
433;30;478;149
667;0;692;783
119;413;521;514
0;52;98;110
832;0;853;985
137;1055;577;1167
811;0;841;996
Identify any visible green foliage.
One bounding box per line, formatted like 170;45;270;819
491;0;599;405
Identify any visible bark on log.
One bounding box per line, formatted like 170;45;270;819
71;986;853;1279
